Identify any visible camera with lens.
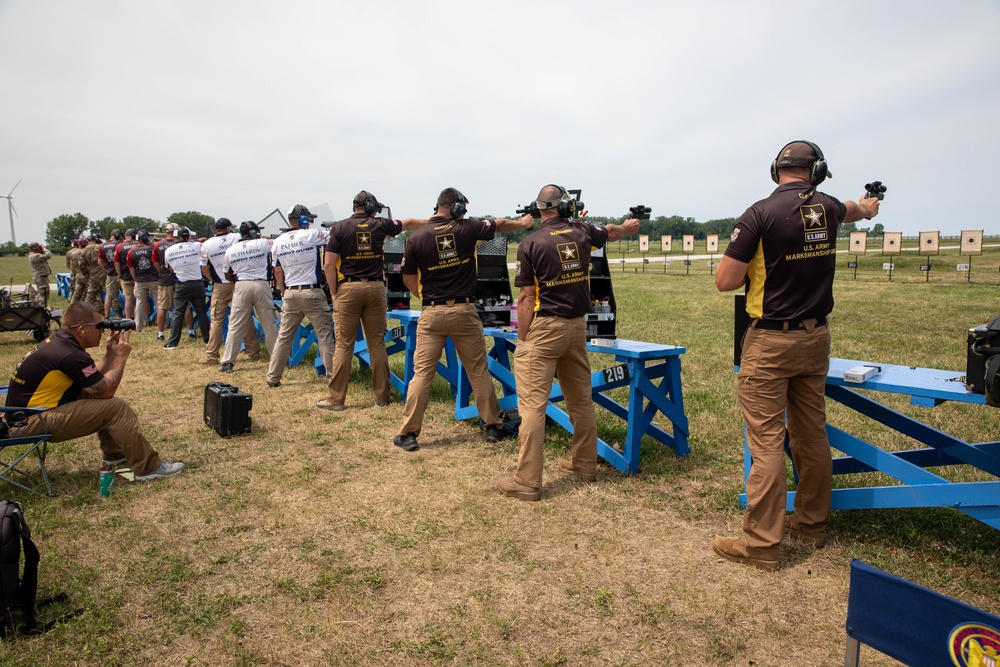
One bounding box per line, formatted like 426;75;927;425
95;318;137;331
628;204;652;220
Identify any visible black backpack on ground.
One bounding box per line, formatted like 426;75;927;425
0;500;76;636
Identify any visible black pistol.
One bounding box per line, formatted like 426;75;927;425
864;181;887;201
628;204;652;220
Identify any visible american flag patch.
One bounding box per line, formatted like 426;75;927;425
82;364;99;377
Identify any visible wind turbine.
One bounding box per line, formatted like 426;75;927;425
3;179;20;246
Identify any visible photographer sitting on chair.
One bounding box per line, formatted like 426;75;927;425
4;302;185;482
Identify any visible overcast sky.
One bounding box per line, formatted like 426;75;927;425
1;0;998;243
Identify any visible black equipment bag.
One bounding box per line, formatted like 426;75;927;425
967;315;1000;403
1;500;39;635
204;382;253;437
0;500;77;636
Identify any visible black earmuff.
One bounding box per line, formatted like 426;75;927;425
358;191;382;216
450;191;468;219
537;184;578;218
138;230;150;244
771;140;829;186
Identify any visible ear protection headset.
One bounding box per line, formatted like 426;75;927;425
178;227;192;241
536;184;578;218
356;191;383;216
770;140;829;186
138;230;151;244
298;215;311;228
239;221;261;240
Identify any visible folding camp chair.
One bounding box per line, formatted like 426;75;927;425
0;406;53;497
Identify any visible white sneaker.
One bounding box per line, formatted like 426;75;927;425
135;461;185;482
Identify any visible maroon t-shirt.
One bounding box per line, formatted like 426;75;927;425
326;213;402;282
114;240;139;280
725;181;847;320
154;237;178;286
515;218;609;318
127;244;160;283
402;215;496;302
99;240;119;276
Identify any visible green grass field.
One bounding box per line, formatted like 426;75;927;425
0;254;997;666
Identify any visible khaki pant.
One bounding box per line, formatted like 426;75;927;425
737;323;832;556
267;287;334;384
134;281;158;331
398;302;500;437
221;280;278;366
204;282;260;364
326;281;390;405
10;396;162;476
120;280;136;319
512;316;597;489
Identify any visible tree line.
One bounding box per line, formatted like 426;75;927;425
43;211;216;253
37;208;888;255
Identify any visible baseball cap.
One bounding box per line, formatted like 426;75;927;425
164;222;180;232
775;141;833;178
215;217;233;229
287;204;317;221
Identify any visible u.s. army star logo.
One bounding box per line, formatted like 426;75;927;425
557;242;581;270
799;204;828;242
356;231;372;249
436;234;457;258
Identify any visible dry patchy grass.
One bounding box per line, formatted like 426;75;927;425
0;268;996;666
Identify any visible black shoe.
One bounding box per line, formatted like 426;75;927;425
267;381;280;388
485;425;505;443
393;433;419;452
220;363;234;373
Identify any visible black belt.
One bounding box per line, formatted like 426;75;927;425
340;277;383;284
287;284;321;290
536;310;557;317
751;317;827;331
422;296;473;306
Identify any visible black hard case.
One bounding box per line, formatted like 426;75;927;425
204;382;252;437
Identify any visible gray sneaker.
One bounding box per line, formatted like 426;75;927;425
135;461;185;482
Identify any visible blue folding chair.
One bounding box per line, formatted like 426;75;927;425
0;406;53;497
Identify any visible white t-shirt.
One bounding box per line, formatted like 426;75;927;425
164;241;205;282
200;232;242;283
223;238;273;282
270;228;329;287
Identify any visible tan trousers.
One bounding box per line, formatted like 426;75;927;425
267;288;334;384
204;282;260;364
513;316;597;489
11;396;162;476
134;281;158;331
221;280;277;366
398;303;500;437
737;323;832;555
326;281;391;406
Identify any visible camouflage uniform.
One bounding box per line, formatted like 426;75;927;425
28;246;52;307
66;245;82;303
75;242;105;309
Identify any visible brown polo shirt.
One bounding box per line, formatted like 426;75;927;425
725;182;847;320
401;215;497;302
326;213;402;282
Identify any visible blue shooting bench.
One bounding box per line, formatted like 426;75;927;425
379;309;459;403
844;559;1000;666
740;358;1000;531
454;327;689;474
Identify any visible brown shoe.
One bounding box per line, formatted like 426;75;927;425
784;515;827;548
495;477;540;501
316;399;346;411
199;357;219;365
712;536;781;571
559;460;597;482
